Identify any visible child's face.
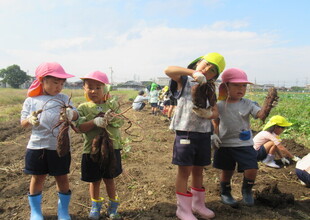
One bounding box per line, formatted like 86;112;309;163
196;60;218;80
42;76;66;96
83;79;105;104
274;125;285;135
227;83;247;101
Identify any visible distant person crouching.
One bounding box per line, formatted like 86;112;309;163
132;90;149;111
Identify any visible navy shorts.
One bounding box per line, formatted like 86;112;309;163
256;146;267;161
170;97;177;106
213;146;258;172
295;168;310;187
163;100;170;106
81;149;122;182
150;103;158;108
24;149;71;176
172;131;211;166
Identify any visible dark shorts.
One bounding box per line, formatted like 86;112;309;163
256;146;267;161
172;131;211;166
138;102;146;110
81;149;122;182
150;103;158;108
170;97;177;106
213;146;258;172
24;149;71;176
295;168;310;187
163;100;170;106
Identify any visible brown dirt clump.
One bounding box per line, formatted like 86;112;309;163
0;97;309;220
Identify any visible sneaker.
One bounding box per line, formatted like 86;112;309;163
263;160;280;168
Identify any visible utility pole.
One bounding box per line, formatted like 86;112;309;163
109;67;113;85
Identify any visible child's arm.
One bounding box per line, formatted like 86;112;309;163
208;105;219;120
255;110;266;120
276;143;294;158
164;66;195;90
212;118;220;135
78;119;97;133
21;119;31;128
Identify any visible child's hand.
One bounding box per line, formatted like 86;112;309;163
281;157;290;165
211;134;222;149
192;106;213;119
93;109;114;128
192;72;207;84
60;107;75;121
292;155;301;162
27;111;41;126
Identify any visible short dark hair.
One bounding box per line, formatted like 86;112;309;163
138;90;144;95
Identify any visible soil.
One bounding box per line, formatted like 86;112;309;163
0;96;309;220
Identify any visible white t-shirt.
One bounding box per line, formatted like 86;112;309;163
296;153;310;171
217;98;261;147
253;131;281;150
132;95;148;110
21;94;75;150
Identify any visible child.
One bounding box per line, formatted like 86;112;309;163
21;62;78;220
132;90;148;111
295;153;310;187
253;115;301;168
76;71;124;220
149;82;159;115
165;52;225;220
212;68;269;207
161;86;171;116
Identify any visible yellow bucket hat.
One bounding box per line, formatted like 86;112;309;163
187;52;226;74
263;115;293;130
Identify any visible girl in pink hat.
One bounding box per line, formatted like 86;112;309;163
75;71;124;220
212;68;266;207
20;62;78;220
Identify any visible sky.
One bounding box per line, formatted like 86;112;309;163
0;0;309;87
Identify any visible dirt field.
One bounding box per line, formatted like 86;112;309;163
0;98;309;220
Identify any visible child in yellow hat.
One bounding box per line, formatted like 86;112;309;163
253;115;301;168
165;52;225;220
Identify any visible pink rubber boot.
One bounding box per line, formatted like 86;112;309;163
176;192;198;220
191;187;215;219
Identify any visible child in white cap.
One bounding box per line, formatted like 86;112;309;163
212;68;267;207
76;71;124;220
21;62;78;220
253;115;301;168
165;52;225;220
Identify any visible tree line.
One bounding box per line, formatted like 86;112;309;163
0;64;31;88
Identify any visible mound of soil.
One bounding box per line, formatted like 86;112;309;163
0;98;309;220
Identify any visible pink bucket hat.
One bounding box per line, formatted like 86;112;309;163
218;68;252;100
27;62;74;97
80;71;110;84
81;71;110;102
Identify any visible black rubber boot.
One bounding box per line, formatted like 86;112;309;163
241;178;255;206
220;182;238;208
